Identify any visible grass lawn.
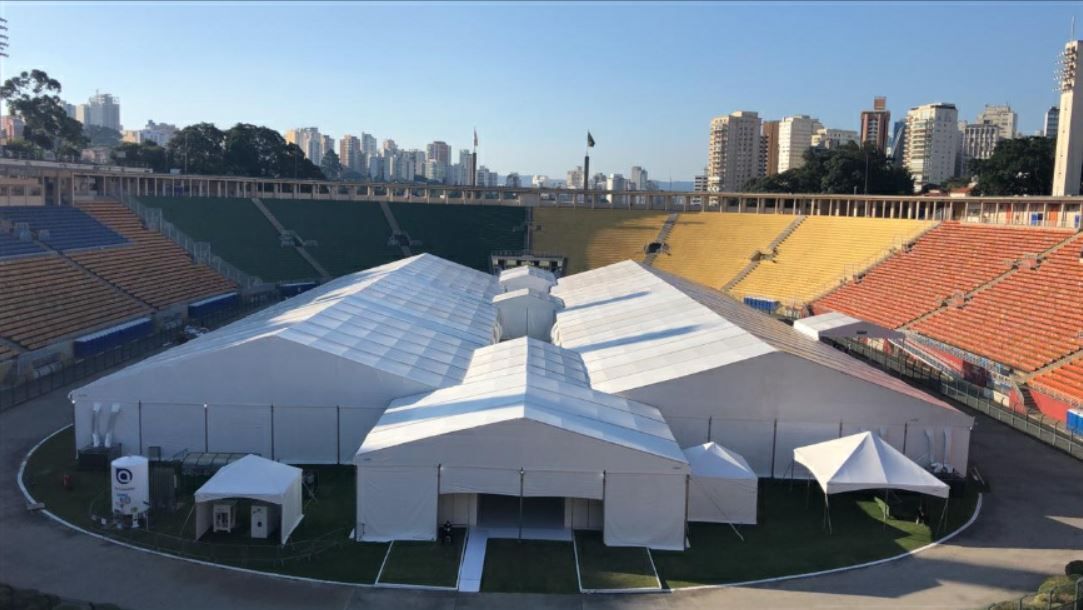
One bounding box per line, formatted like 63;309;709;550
574;531;658;590
653;480;979;588
24;427;387;584
481;539;579;594
376;528;465;587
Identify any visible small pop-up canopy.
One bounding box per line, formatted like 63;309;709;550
194;455;304;544
793;431;949;498
683;443;758;525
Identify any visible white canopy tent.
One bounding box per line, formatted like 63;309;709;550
683;442;758;525
498;265;557;293
194;455;304;545
793;311;903;342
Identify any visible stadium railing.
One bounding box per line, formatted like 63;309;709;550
0;292;280;412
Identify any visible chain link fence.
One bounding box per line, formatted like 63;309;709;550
980;577;1082;610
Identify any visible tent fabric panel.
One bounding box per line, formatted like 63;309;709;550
439;466;521;496
206;404;272;458
140;402;206;457
523;470;604;500
710;418;777;477
662;414;711;448
793;432;950;499
438;493;477;526
357;466;438;541
273;406;338;464
338;407;385;463
567;498;603;530
73;400;142;456
687;475;758;524
774;421;841;478
280;474;304;544
195;502;211;541
603;473;686;551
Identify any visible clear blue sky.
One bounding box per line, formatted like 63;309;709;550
1;1;1076;180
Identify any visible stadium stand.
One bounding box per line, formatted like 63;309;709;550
387;202;526;271
0;254;149;350
72;201;236;309
0;206;127;252
815;223;1074;328
533;208;668;274
1031;357;1083;404
652;213;794;289
910;233;1083;372
261;199;400;277
138;197;317;281
0;232;45;258
731;216;934;307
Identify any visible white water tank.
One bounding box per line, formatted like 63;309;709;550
111;455;150;516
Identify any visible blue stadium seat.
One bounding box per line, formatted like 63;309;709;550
0;206;128;252
0;232;46;258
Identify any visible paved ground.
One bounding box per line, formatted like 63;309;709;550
1;378;1081;610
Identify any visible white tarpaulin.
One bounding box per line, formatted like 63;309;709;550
357;465;437;541
193;455;304;544
793;431;949;498
604;473;687;550
683;443;759;524
793;311;903;342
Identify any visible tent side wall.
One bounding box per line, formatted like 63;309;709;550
356;465;438;542
687;476;758;524
604;473;687;550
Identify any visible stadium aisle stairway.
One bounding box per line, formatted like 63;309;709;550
533;208;668;275
73;202;236;309
910;234;1083;372
815;223;1072;328
0;254;150;350
730;216;934;307
652;213;794;289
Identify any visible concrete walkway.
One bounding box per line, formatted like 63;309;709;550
1;377;1082;609
458;529;487;592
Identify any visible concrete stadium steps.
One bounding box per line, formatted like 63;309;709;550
909;232;1083;373
815;223;1072;329
73;202;236;310
138;197;317;282
261;199;401;277
387;203;527;272
0;254;150;350
730;216;935;307
1030;356;1083;404
532;208;668;275
249;198;330;280
652;213;794;289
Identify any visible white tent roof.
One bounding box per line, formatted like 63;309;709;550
194;454;305;544
683;442;757;481
794;311;903;341
358;337;685;464
499;265;556;285
793;431;950;498
77;254;499;392
491;287;563;307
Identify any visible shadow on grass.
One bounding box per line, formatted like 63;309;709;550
481;539;579;594
377;528;465;587
574;530;658;590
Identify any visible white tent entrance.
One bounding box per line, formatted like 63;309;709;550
194;455;304;545
793;432;951;534
476;494;564;530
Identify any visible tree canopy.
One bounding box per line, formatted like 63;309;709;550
745;143;913;195
166;122;323;179
0;69;87;154
319;149;342;181
969;136;1054;196
111;141;168;173
84;124;122;148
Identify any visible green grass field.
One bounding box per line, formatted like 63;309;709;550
480;539;580;594
140;197;318;281
377;528;465;587
386;203;527;271
574;531;659;590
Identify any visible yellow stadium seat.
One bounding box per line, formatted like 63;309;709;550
533;209;669;274
653;213;795;289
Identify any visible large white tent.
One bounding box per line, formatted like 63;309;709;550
794;311;903;342
551;262;973;478
194;455;304;545
793;431;950;498
683;443;758;525
354;337;690;550
70;255;500;463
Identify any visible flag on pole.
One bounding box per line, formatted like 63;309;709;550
473;128;478;148
587;131;595;148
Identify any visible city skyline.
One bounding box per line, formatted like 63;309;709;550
1;2;1077;179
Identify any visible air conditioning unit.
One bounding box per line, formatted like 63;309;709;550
213;500;237;533
250;504;279;540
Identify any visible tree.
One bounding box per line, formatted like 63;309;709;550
83;124;122;148
222;123;322;179
970;137;1055;196
111;142;168;172
745;143;913;195
319;149;341;180
166;122;225;174
0;69;87;154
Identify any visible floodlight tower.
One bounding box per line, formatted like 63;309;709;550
1052;38;1083;196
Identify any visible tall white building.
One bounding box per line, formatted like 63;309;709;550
285;127;325;164
122;120;177;146
339;135;363;173
1053;40;1083;195
903;103;960;188
777;115;823;172
960;122;1001;172
361;133;378;157
532;175;549;188
977;104;1017;139
79;93;122;132
811;128;858;150
630;166;648;190
566;166;584;190
382;139;398;155
476;166;498;187
706;111;763;192
1045;107;1060;139
424;158;447;182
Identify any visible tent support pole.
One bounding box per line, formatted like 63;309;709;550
823;492;832;534
684;474;690;550
936;496;950;536
770;419;778;477
518;468;524;542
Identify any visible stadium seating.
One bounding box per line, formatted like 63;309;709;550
72;202;236;309
1030;358;1083;404
0;232;45;259
533;208;668;274
139;197;317;281
0;254;149;350
387;202;526;271
815;223;1073;328
262;199;400;277
731;216;934;307
910;234;1083;372
652;213;794;288
0;343;21;361
0;206;127;252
